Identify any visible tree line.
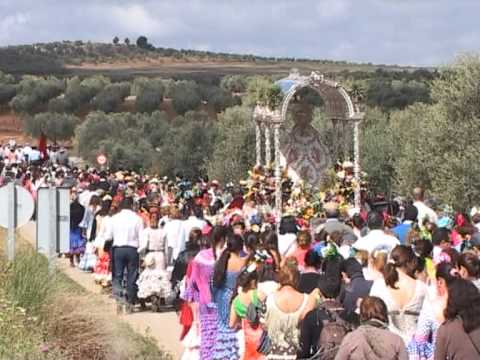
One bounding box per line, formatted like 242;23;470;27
0;73;245;116
6;60;478;210
74;107;255;182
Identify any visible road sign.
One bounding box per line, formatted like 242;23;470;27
0;183;35;260
97;154;107;166
0;184;35;228
37;187;70;266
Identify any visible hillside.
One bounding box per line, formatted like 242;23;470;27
0;40;422;78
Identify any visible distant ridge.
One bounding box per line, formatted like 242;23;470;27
0;40;425;76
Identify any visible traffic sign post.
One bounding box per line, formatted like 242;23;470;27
7;182;16;261
36;187;70;271
0;183;35;261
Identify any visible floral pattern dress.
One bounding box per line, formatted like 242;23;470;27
184;248;218;360
407;292;443;360
212;271;240;360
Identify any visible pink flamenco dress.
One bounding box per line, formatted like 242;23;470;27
184;248;218;360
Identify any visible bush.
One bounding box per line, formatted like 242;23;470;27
10;76;64;114
134;78;164;113
48;96;68;113
153;111;215;179
0;84;17;105
10;93;38;113
94;82;131;113
171;80;201;115
366;79;431;111
207;106;256;182
75;111;170;171
361;54;480;208
220;74;249;93
24;112;80;141
198;85;235;113
3;249;54;315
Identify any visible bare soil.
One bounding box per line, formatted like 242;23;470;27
0;112;34;144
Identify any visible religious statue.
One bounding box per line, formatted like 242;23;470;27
281;102;331;187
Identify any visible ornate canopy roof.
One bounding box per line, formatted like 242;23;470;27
276;70;357;121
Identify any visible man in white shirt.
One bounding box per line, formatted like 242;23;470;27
181;205;206;253
79;184;96;208
22;144;32;163
104;197;144;313
353;211;400;254
164;206;186;265
413;187;438;226
49;147;58;164
28;147;41;163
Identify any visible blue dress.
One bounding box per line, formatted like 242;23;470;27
69;201;86;255
211;271;240;360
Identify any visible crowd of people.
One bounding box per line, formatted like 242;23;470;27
2;140;480;360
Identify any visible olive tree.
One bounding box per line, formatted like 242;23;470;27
24;112;79;142
171;80;201;115
206;106;256;182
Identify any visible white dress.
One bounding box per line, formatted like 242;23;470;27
137;265;172;299
137;228;171;299
369;278;427;344
139;227;167;270
164;219;186;263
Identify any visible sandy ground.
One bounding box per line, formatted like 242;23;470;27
18;222;184;359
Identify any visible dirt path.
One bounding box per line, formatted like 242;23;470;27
18;222;183;359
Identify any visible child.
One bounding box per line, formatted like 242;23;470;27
137;253;172;309
93;239;112;288
432;228;452;264
78;241;97;272
139;212;167;271
288;230;312;269
229;266;266;360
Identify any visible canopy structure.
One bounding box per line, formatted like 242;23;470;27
276;70;356;121
253;70;365;217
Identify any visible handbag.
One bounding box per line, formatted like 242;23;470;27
245;297;271;354
246;301;260;325
256;329;272;355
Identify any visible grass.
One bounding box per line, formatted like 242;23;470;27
0;292;63;359
0;230;172;360
3;248;54;315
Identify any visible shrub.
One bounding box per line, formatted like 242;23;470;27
171;80;201;115
0;84;17;105
24;112;79;142
94;82;131;113
3;248;54;316
134;78;164;113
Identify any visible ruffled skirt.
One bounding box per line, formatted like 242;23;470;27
137;269;172;299
69;228;85;254
212;323;239;360
199;304;218;360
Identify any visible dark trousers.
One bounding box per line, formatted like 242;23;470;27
112;246;139;305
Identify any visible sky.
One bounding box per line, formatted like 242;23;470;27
0;0;479;66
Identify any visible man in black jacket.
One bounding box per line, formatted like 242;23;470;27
338;257;373;324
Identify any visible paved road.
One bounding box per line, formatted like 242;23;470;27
18;222;183;359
